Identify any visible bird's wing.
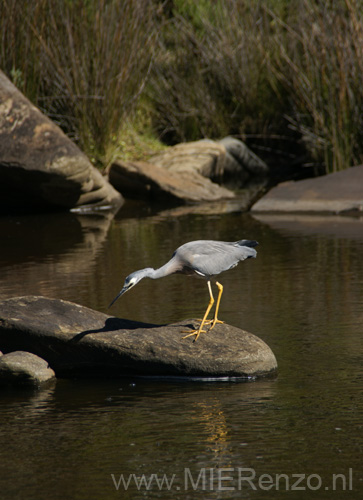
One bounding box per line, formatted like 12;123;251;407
178;240;255;278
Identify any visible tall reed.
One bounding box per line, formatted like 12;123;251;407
1;0;362;173
0;0;158;166
149;1;281;143
266;0;363;173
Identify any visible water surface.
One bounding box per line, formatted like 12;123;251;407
0;204;362;499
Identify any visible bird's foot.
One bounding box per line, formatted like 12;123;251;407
196;318;224;330
208;318;224;331
182;328;207;342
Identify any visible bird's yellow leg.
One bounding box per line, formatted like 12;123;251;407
196;281;224;328
182;281;214;341
208;281;224;330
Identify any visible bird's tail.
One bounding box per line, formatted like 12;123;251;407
237;239;259;248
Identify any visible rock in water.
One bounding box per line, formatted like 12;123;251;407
251;165;363;215
0;296;277;380
109;159;235;203
0;350;55;386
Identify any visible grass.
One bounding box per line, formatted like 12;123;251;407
265;0;363;172
1;0;362;174
1;0;159;167
103;111;168;168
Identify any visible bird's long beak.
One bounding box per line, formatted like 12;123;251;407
108;286;128;308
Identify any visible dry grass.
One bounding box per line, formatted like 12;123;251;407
266;0;363;172
1;0;362;173
1;0;158;166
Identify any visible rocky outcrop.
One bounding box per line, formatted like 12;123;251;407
0;70;123;213
0;68;270;211
251;165;363;214
151;140;227;179
0;296;277;380
219;136;269;178
108;138;268;204
0;350;55;387
151;138;268;182
108;159;235;203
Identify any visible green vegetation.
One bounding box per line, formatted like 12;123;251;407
1;0;362;174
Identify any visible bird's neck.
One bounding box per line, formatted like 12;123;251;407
149;260;176;279
137;267;165;280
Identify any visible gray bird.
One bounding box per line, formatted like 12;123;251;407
109;239;258;341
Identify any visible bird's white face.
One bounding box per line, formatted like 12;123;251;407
109;268;152;308
121;269;150;294
122;274;138;292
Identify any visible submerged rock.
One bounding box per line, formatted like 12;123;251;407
0;350;55;387
0;296;277;380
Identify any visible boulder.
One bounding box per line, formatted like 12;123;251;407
108;159;235;203
0;296;277;380
151;138;269;184
251;165;363;214
219;136;269;177
0;70;123;213
108;138;269;204
0;350;55;387
151;140;226;180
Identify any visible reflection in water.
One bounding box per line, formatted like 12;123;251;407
252;212;363;239
0;211;113;307
198;398;228;451
0;207;363;499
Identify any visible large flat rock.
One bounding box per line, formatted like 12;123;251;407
0;296;277;380
251;165;363;214
108;159;235;203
